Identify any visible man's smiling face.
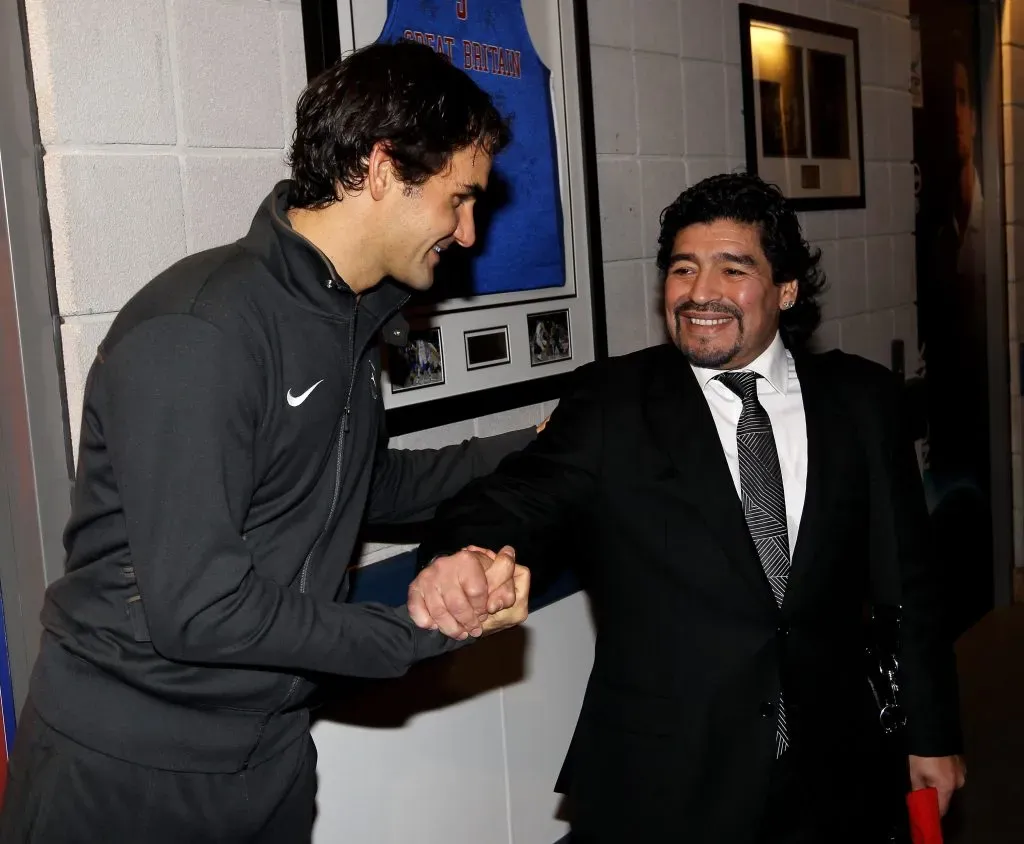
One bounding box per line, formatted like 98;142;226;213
663;218;796;370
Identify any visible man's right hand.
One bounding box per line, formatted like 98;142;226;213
407;545;518;640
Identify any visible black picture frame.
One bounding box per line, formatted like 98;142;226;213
299;0;608;436
738;4;866;211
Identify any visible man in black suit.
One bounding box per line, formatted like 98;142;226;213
407;174;965;842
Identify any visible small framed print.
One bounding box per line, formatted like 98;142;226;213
739;4;865;210
527;309;572;367
464;326;511;371
387;327;445;393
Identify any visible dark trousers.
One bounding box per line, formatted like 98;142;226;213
758;748;897;844
757;749;822;844
0;700;317;844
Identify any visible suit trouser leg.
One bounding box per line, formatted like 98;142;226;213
0;699;317;844
757;750;820;844
757;748;897;844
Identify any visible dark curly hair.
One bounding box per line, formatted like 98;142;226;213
655;172;826;350
287;41;511;209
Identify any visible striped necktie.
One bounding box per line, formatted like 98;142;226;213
717;370;790;757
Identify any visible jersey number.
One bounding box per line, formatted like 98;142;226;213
456;0;468;20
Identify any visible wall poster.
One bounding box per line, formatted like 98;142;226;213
910;0;993;637
299;0;607;434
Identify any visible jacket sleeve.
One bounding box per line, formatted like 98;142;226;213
870;370;963;756
365;424;537;526
101;315;465;678
415;364;604;582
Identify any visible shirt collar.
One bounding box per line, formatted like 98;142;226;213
690;332;790;395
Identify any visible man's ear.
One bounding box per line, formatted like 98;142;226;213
779;279;798;310
366;141;396;201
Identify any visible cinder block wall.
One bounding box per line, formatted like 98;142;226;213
25;0;920;562
591;0;919;372
25;0;306;458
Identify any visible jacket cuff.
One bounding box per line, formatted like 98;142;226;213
391;604;477;660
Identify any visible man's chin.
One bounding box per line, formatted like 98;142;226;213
676;339;740;370
392;272;434;293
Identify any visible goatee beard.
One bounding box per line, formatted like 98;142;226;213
671;305;744;369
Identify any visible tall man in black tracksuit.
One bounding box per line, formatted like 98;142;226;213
0;41;530;844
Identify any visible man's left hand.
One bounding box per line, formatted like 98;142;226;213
908;754;966;816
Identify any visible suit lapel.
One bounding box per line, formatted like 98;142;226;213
785;352;826;603
646;350;777;611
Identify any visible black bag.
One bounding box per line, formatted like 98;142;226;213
865;604;912;844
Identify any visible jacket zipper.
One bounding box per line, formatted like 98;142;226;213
240;298;360;768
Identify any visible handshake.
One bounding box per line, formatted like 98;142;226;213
407;545;531;640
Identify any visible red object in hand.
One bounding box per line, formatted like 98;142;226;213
906;787;943;844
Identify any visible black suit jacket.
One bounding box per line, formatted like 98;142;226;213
418;344;962;843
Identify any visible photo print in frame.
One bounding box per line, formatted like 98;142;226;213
738;4;866;210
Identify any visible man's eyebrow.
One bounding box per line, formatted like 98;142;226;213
458;182;485;198
667;252;696;265
715;251;758;267
666;251;759;267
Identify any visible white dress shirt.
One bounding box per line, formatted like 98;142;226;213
690;333;808;556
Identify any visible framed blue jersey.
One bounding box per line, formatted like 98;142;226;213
382;0;565;298
300;0;608;434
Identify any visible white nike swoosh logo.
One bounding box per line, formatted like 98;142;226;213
286;379;324;407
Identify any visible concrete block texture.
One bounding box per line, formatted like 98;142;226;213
635;52;685;155
634;0;681;56
861;88;891;162
681;0;725;63
279;6;308;146
892;233;916;306
865;235;895;311
61;315;115;463
640;158;688;257
182;154;290;253
889;90;914;163
596;157;643;261
24;0;176;145
643;261;669;347
173;0;284;148
725;63;745;160
586;0;634;50
603;260;648;356
46;152;187;316
590;46;638;154
835;238;869;317
682;60;727;156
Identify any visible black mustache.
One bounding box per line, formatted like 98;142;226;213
673;302;742;320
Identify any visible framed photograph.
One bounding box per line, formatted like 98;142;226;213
300;0;608;434
738;4;865;210
387;327;445;393
527;309;571;366
464;326;511;371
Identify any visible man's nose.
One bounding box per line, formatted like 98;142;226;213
689;268;721;303
453;207;476;249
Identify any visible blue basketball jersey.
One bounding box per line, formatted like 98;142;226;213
378;0;565;295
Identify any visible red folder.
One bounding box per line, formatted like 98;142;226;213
906;787;943;844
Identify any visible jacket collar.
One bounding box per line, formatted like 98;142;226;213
240;181;410;327
645;344;828;613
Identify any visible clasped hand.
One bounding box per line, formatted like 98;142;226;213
407;545;529;639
